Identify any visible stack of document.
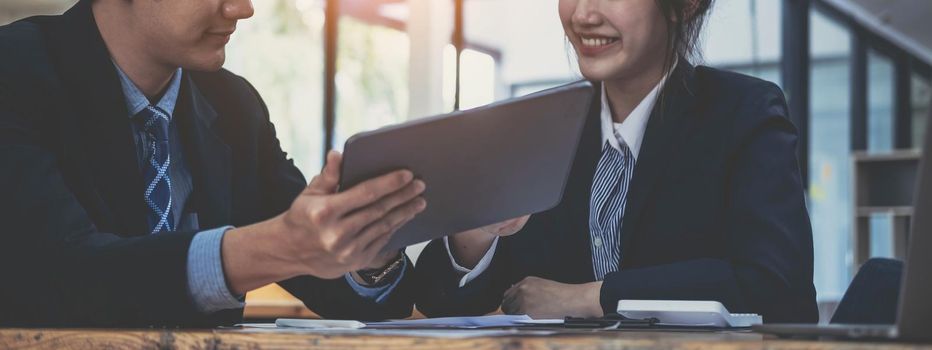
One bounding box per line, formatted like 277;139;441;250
367;315;537;329
237;300;763;336
234;315;558;339
270;315;541;330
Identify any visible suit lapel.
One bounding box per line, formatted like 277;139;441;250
618;63;698;263
175;75;232;229
43;1;149;236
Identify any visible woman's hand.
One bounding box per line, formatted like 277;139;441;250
502;277;603;319
447;215;530;268
478;216;531;237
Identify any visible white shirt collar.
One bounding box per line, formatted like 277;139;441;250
599;63;675;160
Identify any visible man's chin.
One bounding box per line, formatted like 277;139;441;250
183;51;226;72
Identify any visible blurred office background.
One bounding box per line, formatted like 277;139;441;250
3;0;930;322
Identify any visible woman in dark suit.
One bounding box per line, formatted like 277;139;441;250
413;0;819;323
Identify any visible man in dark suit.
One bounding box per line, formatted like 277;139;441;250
414;61;820;323
0;0;425;327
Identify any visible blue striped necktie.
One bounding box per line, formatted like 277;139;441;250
136;105;174;234
588;140;635;280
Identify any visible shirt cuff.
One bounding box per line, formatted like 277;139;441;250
344;258;407;304
187;226;245;313
444;235;498;287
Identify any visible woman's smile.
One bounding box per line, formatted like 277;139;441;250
577;34;621;57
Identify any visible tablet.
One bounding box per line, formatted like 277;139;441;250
340;80;594;252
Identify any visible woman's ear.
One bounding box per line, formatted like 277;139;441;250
672;0;702;23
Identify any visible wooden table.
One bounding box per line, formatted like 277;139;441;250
1;328;929;350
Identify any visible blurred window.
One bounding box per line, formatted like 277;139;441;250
704;0;782;84
226;0;326;176
333;17;410;150
867;50;895;152
912;74;931;147
807;9;853;302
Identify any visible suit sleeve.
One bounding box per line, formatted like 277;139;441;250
598;83;818;323
411;238;508;317
240;78;416;320
0;80;227;327
414;215;565;318
413;198;572;317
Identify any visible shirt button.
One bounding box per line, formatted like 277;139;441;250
593;237;603;247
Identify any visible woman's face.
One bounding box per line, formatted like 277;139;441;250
559;0;670;82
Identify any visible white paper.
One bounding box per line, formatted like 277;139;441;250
354;329;553;338
366;315;534;329
233;327;556;338
275;318;366;329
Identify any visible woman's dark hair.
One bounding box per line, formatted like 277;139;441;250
655;0;715;74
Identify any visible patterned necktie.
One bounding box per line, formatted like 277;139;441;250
588;140;635;280
136;105;174;234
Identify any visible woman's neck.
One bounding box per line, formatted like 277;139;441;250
602;62;667;124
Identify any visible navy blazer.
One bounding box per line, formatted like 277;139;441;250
0;2;414;327
414;62;819;323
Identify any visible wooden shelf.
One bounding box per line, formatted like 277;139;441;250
856;206;914;216
852;151;921;274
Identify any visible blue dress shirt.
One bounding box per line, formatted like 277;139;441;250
112;64;403;313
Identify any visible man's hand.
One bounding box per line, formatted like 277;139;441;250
279;150;426;279
501;277;603;319
221;150;426;294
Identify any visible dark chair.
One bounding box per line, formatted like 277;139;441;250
830;258;903;324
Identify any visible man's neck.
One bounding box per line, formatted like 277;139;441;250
603;62;667;125
92;1;176;101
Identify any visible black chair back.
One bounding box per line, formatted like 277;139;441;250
830;258;903;324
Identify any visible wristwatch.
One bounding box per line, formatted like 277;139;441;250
356;252;405;287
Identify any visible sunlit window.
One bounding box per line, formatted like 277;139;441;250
443;45;496;111
333;17;410;150
461;0;578;100
225;0;326;177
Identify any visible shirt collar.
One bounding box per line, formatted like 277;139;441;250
113;62;183;119
599;61;676;160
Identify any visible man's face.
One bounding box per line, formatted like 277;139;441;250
127;0;254;71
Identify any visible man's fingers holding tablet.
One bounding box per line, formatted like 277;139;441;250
359;197;426;250
306;150;343;195
332;170;415;212
342;179;425;236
